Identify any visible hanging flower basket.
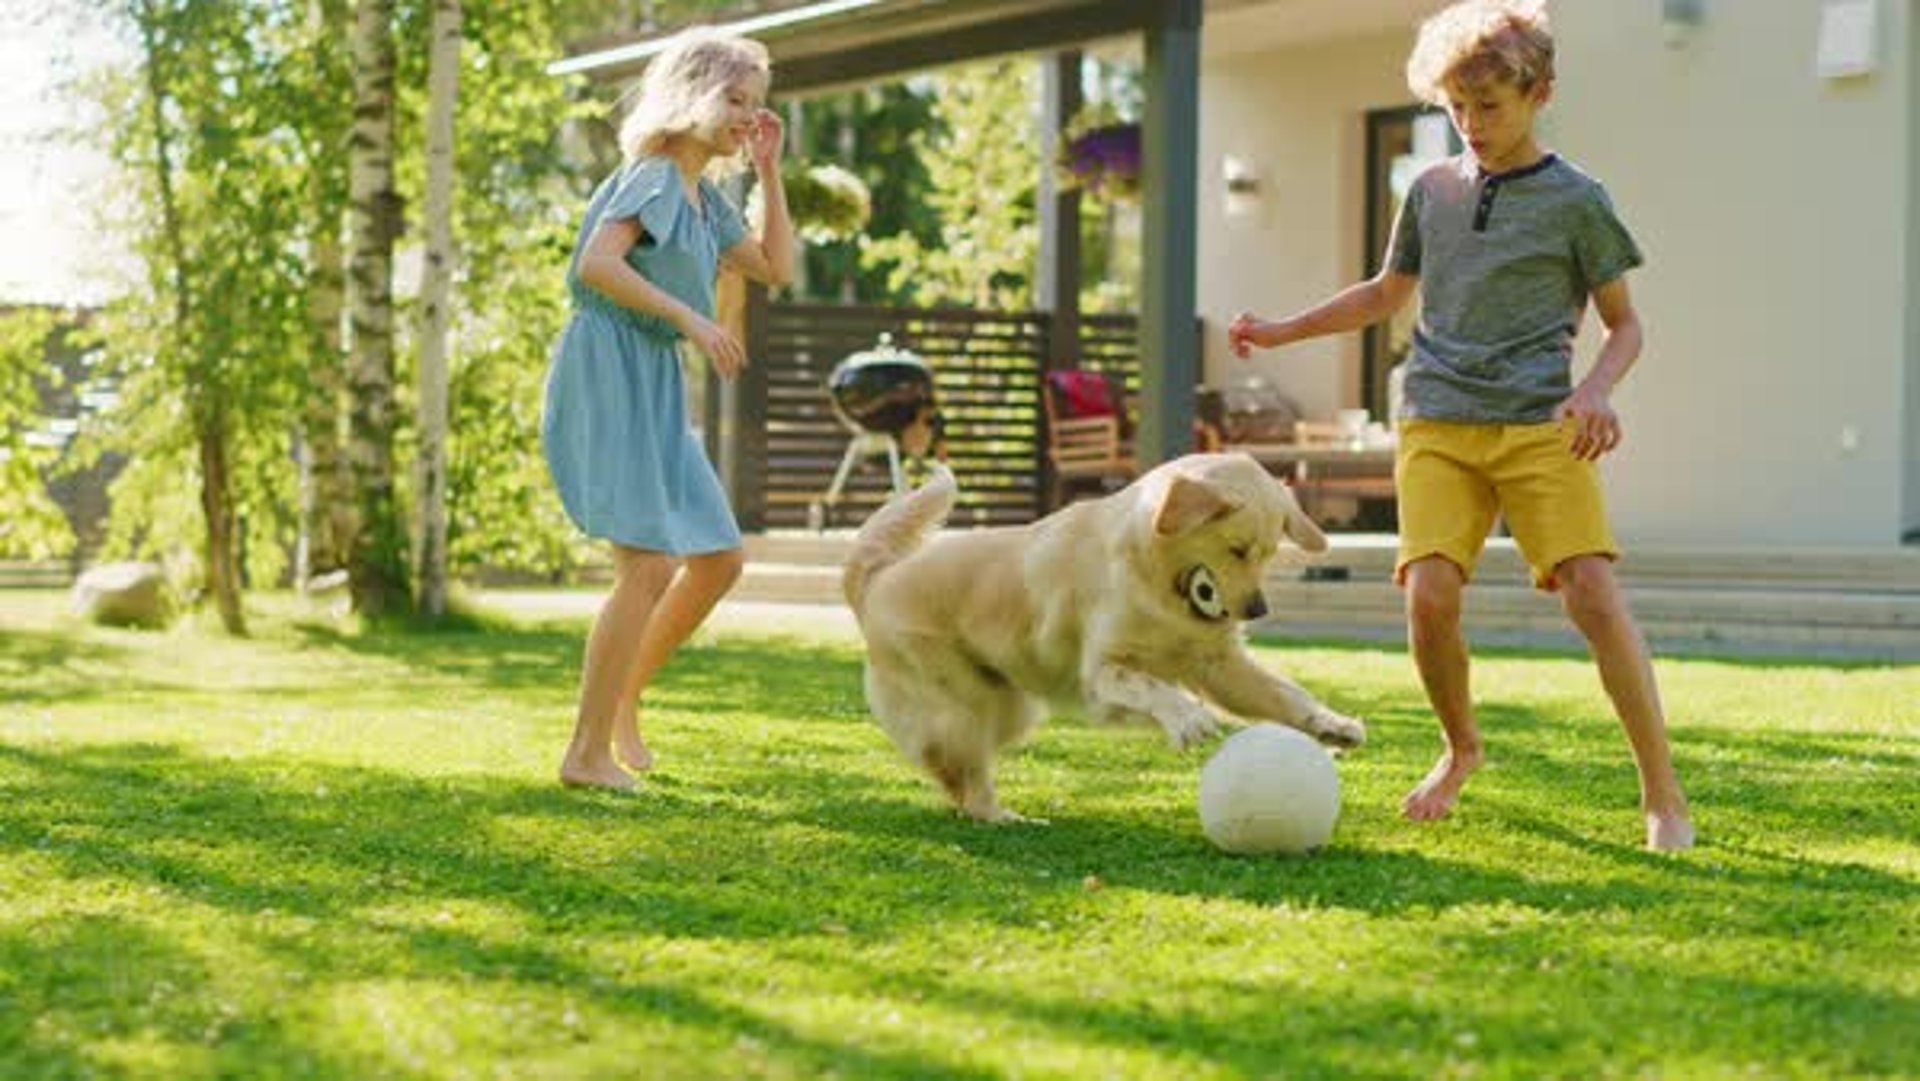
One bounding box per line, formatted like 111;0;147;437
1055;112;1141;201
750;161;872;244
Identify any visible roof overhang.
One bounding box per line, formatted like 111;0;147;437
549;0;1186;93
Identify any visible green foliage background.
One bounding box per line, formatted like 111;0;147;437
12;4;1143;586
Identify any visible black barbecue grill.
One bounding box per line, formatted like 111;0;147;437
810;332;943;530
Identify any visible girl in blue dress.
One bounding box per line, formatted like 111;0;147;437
545;27;794;790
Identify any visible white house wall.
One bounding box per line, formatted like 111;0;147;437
1908;0;1920;541
1197;30;1415;427
1196;0;1916;548
1548;0;1912;547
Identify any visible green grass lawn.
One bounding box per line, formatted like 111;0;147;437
2;588;1915;1080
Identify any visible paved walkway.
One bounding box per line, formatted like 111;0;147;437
479;590;866;643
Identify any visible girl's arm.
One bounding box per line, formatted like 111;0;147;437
1228;270;1419;357
722;110;797;286
578;218;747;377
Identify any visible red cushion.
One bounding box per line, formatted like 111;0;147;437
1048;370;1120;418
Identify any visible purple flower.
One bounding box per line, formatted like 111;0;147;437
1061;123;1141;199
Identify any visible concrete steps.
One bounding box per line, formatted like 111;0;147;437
738;531;1920;661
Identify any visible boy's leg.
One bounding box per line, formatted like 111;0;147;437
1393;420;1500;822
1402;556;1484;820
1553;555;1694;851
561;545;676;789
1495;420;1693;851
610;546;748;770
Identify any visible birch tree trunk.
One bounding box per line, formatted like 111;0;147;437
301;0;352;588
415;0;461;617
135;0;244;634
304;223;351;582
346;0;411;617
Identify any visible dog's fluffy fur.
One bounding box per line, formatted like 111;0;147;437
843;453;1366;821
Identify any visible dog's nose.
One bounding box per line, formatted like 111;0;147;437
1242;592;1269;621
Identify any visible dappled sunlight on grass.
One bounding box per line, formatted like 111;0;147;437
1;589;1915;1079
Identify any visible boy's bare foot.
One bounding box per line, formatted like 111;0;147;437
612;707;654;772
1402;748;1482;821
1646;810;1695;851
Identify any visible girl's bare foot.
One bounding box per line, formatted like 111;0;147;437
559;744;636;791
1402;747;1483;821
1646;810;1695;851
613;706;654;772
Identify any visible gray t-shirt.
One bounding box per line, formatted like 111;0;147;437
1387;154;1643;423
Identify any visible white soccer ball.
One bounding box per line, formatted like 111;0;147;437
1198;723;1341;855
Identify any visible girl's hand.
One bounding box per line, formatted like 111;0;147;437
1553;383;1621;460
680;312;748;380
746;109;784;174
1227;312;1274;359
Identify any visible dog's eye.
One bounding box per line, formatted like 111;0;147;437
1230;544;1252;562
1182;565;1228;620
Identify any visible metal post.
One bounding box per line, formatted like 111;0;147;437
1138;0;1201;467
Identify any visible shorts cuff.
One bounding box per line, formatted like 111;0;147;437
1529;547;1621;592
1394;549;1475;586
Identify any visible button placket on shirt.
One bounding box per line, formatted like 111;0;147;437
1473;179;1500;233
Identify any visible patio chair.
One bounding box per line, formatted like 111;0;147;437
1042;369;1137;508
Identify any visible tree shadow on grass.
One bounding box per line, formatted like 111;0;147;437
0;627;161;707
0;915;427;1080
7;723;1915;1078
780;923;1919;1081
0;903;1007;1081
289;619;870;720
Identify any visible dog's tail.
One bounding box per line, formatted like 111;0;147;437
842;465;958;615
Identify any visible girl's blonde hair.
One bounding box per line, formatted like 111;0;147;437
1405;0;1554;105
616;27;771;161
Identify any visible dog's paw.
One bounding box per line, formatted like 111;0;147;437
1161;705;1223;751
1305;707;1366;752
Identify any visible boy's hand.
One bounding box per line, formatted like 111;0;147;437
1227;312;1274;359
1554;384;1621;460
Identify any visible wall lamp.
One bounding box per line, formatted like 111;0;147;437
1661;0;1703;49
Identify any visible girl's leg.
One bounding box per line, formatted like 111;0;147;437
559;545;676;790
612;547;747;770
1553;554;1694;851
1402;556;1484;820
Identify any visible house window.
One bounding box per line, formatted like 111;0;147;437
1362;106;1457;421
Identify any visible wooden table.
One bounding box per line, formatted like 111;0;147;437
1224;440;1399;525
1224;440;1398;473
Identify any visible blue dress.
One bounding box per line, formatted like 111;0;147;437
542;156;749;555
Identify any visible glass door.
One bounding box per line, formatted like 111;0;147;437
1362;106;1457;421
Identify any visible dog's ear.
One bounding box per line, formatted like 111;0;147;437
1280;489;1330;553
1153;474;1237;536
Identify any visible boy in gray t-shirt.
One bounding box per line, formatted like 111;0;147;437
1228;0;1693;851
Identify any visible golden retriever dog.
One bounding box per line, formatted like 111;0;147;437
843;452;1366;822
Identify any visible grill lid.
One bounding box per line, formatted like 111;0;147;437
828;333;936;435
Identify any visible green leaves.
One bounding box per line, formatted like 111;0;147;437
0;309;78;559
860;60;1041;311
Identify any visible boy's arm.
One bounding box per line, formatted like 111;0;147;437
1228;270;1418;358
1553;276;1643;461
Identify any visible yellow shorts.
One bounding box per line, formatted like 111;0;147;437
1394;418;1620;591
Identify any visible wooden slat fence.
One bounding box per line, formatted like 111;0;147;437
735;302;1141;531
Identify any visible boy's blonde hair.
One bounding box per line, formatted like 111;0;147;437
1405;0;1554;105
617;27;771;161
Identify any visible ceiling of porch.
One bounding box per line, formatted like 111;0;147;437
554;0;1455;89
1202;0;1448;58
